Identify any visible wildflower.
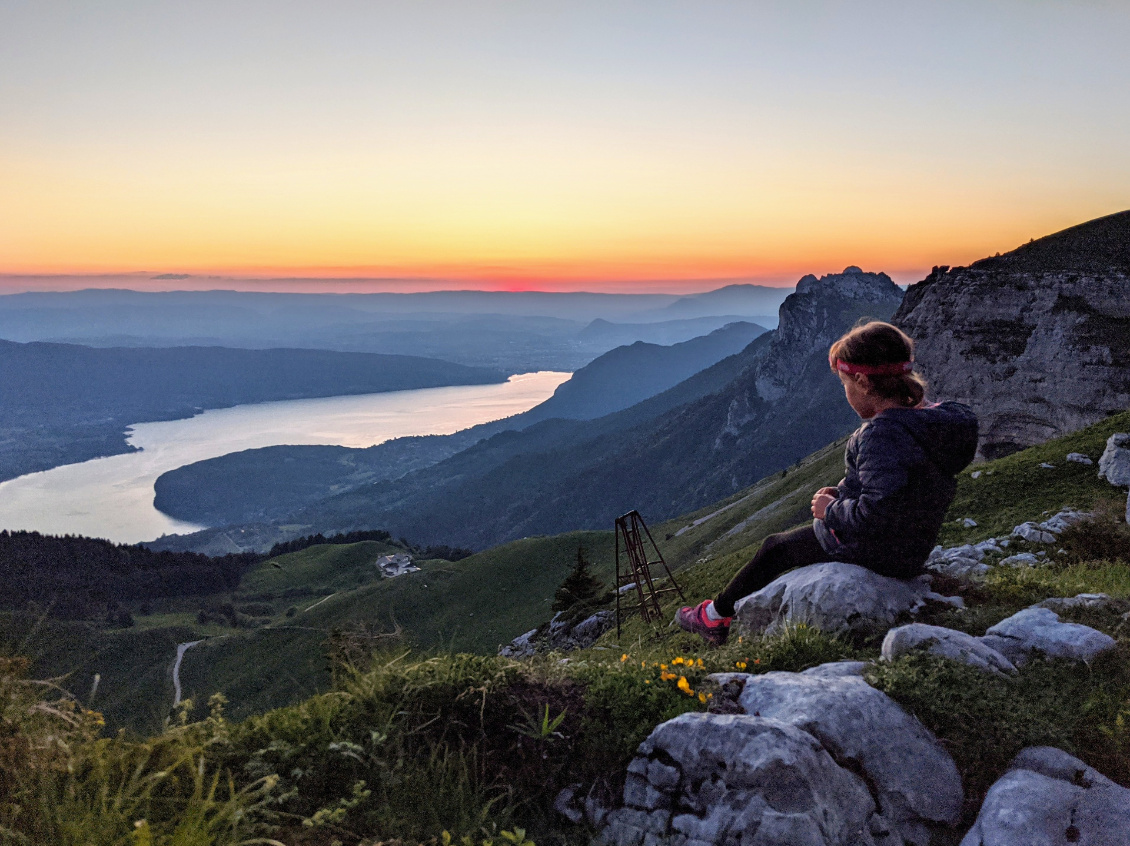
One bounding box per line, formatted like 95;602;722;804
735;661;747;670
660;671;677;681
621;654;628;662
644;679;651;684
754;658;761;665
677;676;693;695
696;658;704;668
660;664;667;670
672;657;684;665
698;692;708;704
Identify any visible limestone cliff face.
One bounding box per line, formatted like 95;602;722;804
894;211;1130;459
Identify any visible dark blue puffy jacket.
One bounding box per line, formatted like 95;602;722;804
814;401;978;577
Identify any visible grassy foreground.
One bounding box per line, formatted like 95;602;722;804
4;411;1130;844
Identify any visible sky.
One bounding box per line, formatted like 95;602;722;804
1;1;1128;293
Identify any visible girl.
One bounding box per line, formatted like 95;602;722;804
677;320;978;645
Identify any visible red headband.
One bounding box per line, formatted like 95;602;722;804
831;357;913;376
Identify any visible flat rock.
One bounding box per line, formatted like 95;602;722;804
735;671;963;845
960;746;1130;846
1011;522;1056;544
979;607;1116;667
1000;552;1039;568
732;561;932;637
1099;433;1130;487
599;713;880;846
1035;593;1116;612
1038;509;1091;534
1066;452;1094;465
881;623;1016;676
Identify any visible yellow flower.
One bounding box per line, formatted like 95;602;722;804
644;679;651;684
735;661;747;670
660;671;677;681
672;657;684;665
621;653;629;662
698;692;708;704
677;676;693;695
696;658;705;668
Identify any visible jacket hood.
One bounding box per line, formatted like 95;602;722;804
878;401;979;476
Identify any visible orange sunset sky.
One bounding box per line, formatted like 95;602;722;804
2;2;1128;294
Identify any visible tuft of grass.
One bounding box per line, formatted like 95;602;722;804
866;646;1130;817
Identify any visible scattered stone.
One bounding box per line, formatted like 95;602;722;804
979;607;1116;667
599;713;881;846
881;623;1016;677
970;470;982;479
735;672;963;845
1098;433;1130;487
1066;452;1093;465
1011;522;1056;544
1038;509;1090;534
926;545;991;579
1000;552;1039;568
499;609;614;657
974;539;1004;556
1038;462;1055;469
960;746;1130;846
961;517;977;528
732;562;934;637
1036;593;1125;613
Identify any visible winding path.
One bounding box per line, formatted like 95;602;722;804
172;640;203;708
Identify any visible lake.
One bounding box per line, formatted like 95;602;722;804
0;371;570;544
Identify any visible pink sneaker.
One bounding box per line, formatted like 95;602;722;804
675;600;732;646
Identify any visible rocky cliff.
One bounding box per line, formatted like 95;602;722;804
894;211;1130;459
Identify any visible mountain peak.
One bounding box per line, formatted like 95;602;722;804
794;268;899;302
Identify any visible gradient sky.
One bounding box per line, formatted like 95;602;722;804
1;1;1128;292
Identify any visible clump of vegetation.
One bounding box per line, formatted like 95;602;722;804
866;647;1130;814
0;656;279;845
552;546;611;623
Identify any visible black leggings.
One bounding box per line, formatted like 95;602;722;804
712;524;827;617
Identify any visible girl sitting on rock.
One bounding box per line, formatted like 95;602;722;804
676;320;978;645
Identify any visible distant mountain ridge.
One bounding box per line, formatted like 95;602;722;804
152;322;767;528
280;268;902;549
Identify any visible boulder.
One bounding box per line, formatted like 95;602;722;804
1066;452;1094;465
960;746;1130;846
926;545;992;579
498;609;614;657
732;562;933;637
881;623;1016;676
1038;509;1091;534
733;672;963;845
1098;433;1130;487
799;660;869;678
599;713;881;846
1011;522;1056;544
499;628;539;658
1000;552;1039;568
979;607;1116;667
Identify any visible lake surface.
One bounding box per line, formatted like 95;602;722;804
0;371;569;544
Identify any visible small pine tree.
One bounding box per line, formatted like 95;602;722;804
552;545;609;618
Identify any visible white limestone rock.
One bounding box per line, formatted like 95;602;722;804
599;713;880;846
499;628;539;658
979;607;1116;667
735;672;963;845
799;660;870;678
1038;509;1090;534
1035;593;1115;613
1000;552;1039;568
960;746;1130;846
881;623;1016;677
732;562;933;637
1066;452;1093;465
1098;433;1130;487
961;517;977;528
925;545;990;579
1011;522;1056;544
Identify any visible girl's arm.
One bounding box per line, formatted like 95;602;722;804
821;421;920;540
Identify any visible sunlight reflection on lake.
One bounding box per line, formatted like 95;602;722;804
0;371;569;544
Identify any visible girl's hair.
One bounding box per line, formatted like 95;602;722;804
828;320;927;407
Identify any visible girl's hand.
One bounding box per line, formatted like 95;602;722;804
815;486;839;498
811;493;836;520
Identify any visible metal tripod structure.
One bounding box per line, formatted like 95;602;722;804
614;510;686;639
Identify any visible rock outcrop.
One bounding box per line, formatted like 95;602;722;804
893;211;1130;459
980;607;1117;667
961;747;1130;846
731;562;948;637
600;665;964;846
499;609;614;657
